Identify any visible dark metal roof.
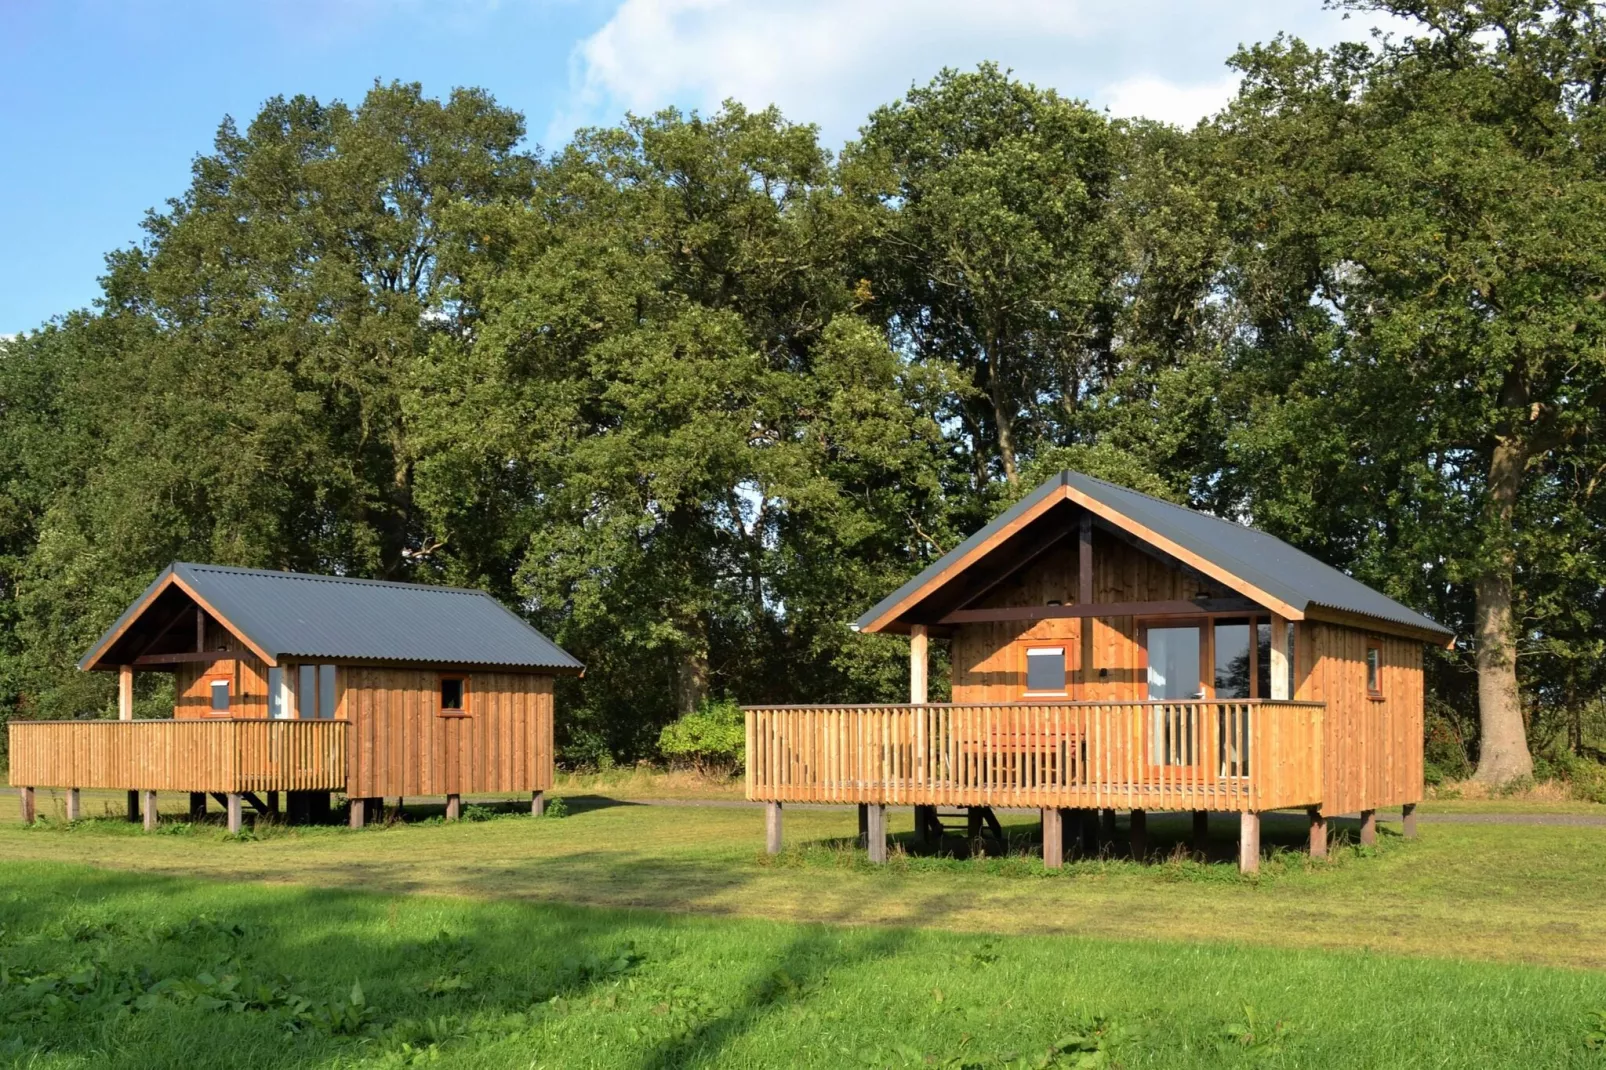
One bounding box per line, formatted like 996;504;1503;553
81;563;583;671
856;471;1453;639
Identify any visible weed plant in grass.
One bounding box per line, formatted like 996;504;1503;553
0;863;1603;1068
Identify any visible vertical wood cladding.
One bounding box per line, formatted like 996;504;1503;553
948;523;1427;813
342;668;554;797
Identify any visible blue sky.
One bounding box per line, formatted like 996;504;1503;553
0;0;1383;335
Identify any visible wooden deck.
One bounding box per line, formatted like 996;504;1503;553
8;719;347;793
745;700;1325;812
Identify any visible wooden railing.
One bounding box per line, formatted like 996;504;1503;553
8;719;348;793
744;701;1324;812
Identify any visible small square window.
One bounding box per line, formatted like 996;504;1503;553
1365;640;1383;698
209;678;231;713
440;676;467;714
1025;647;1066;693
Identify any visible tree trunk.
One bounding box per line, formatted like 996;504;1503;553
987;378;1020;488
675;613;710;716
1472;434;1533;785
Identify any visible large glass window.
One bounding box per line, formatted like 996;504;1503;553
299;665;318;719
1214;620;1252;699
318;665;337;720
1025;647;1066;693
1147;626;1201;766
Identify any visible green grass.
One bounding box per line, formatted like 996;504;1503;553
1;861;1604;1069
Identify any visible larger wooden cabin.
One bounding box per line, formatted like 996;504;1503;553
746;471;1453;872
9;563;582;832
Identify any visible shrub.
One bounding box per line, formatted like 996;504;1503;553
658;698;745;777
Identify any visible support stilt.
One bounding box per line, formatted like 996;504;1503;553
349;797;366;829
1402;802;1417;839
765;801;783;855
142;790;157;832
866;804;888;864
267;791;280;815
913;804;936;847
1308;807;1327;858
1100;807;1116;845
66;788;81;822
532;790;545;817
126;790;139;822
1042;807;1064;869
226;794;242;835
19;787;35;825
1130;809;1147;860
1239;811;1261;875
445;794;461;821
189;792;207;822
1360;808;1377;846
1192;810;1209;855
858;803;870;848
1079;808;1100;855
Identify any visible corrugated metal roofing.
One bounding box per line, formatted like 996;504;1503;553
81;563;583;671
857;471;1453;639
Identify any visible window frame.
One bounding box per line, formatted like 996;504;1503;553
205;674;233;716
1365;637;1384;700
438;674;470;718
1021;645;1068;697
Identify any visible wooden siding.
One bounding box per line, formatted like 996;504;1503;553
746;701;1324;812
343;668;554;797
174;619;269;719
1297;623;1424;813
950;529;1230;704
7;719;345;792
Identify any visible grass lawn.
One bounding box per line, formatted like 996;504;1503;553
2;798;1605;1067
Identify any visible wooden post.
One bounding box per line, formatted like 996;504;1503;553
1042;807;1064;869
445;794;461;821
126;790;139;822
1130;809;1147;860
1239;811;1261;874
1308;807;1327;858
196;606;206;651
765;801;783;855
866;803;888;863
1360;809;1377;846
267;791;280;816
226;793;243;835
913;804;933;846
19;787;35;825
1402;802;1417;839
1192;810;1209;855
118;664;133;720
1268;613;1290;700
1100;807;1116;845
142;791;157;832
858;803;870;848
189;792;206;822
910;624;929;704
531;790;545;817
64;788;81;822
349;797;366;829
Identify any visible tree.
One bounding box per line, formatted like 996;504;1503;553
1213;0;1606;782
850;64;1121;491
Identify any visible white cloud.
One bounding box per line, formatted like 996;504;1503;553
560;0;1387;145
1098;74;1242;128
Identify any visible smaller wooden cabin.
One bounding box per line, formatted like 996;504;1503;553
9;563;582;832
746;471;1454;872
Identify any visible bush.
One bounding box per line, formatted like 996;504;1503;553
657;698;745;777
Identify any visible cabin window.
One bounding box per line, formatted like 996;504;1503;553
1366;639;1383;699
209;678;231;713
1213;620;1252;699
440;675;468;716
299;665;318;718
268;667;289;719
1024;648;1066;694
318;665;338;720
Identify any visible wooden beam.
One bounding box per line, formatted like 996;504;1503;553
909;625;929;704
1269;612;1290;700
1079;512;1093;604
765;801;783;855
118;665;133;721
132;651;240;666
950;526;1071;612
1303;603;1454;648
940;597;1259;625
195;605;206;652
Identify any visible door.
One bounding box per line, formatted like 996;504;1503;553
1146;625;1202;766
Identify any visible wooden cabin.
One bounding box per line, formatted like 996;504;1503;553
10;563;582;832
746;471;1453;872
